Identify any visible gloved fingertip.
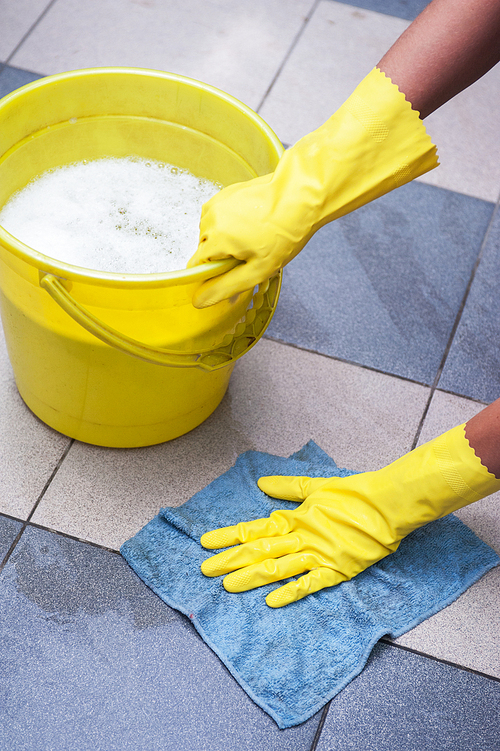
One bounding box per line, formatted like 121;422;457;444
258;475;305;502
200;531;224;549
192;287;224;309
265;585;296;608
200;558;221;577
200;531;216;549
201;550;233;576
201;526;239;549
257;476;283;497
186;246;208;269
223;568;253;593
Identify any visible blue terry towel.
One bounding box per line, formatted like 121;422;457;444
121;441;499;729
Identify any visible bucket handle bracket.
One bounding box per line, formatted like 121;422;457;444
39;272;281;371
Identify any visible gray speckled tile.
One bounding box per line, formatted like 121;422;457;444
316;641;500;751
0;525;320;750
266;182;494;385
0;514;22;562
391;390;500;678
439;205;500;403
0;64;43;98
9;0;312;111
0;324;71;519
31;339;429;550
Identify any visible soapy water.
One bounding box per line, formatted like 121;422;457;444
0;157;222;274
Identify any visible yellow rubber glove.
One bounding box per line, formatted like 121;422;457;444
200;425;500;607
188;67;438;308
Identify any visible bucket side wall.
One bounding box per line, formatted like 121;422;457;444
0;69;282;446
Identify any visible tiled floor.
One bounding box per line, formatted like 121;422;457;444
0;1;499;748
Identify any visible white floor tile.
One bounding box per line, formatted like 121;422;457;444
259;1;408;145
0;0;51;63
0;323;71;519
9;0;312;111
418;388;487;440
417;63;500;203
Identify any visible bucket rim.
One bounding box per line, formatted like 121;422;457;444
0;66;284;289
0;224;242;288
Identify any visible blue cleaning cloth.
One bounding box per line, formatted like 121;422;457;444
121;441;499;729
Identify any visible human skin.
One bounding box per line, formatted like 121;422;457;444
377;0;500;119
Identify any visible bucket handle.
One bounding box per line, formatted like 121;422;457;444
39;272;281;371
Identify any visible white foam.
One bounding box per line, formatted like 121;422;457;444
0;158;221;274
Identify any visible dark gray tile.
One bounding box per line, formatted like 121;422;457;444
316;642;500;751
439;205;500;403
325;0;430;22
0;514;22;562
0;526;320;750
0;64;43;99
266;182;494;385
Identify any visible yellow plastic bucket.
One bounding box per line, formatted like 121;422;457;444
0;68;283;447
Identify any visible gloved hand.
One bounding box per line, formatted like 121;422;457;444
188;67;438;308
200;424;500;607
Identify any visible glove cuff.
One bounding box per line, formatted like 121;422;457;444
431;423;500;506
272;67;439;238
349;68;438;180
376;423;500;540
321;67;439;220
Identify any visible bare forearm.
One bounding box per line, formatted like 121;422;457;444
378;0;500;118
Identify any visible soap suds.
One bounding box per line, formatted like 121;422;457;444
0;157;221;274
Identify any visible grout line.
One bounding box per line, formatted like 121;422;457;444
0;509;120;557
26;519;121;555
381;638;500;684
410;389;434;450
0;516;121;576
0;510;28;525
26;439;75;523
0;0;59;74
0;528;26;575
255;0;321;114
432;386;488;406
410;200;499;450
263;333;433;390
309;701;331;751
0;439;74;573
